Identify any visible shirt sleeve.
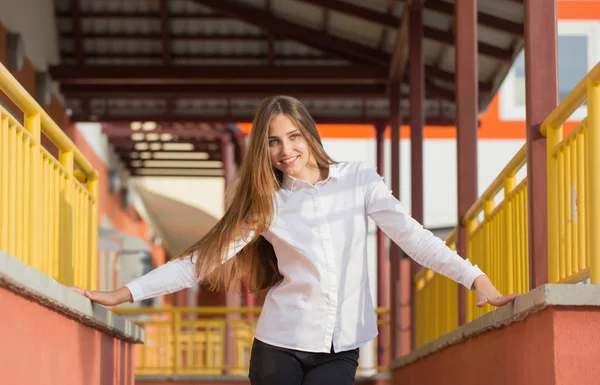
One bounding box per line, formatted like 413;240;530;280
125;232;254;302
361;163;485;290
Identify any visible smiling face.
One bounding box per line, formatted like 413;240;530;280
268;113;313;179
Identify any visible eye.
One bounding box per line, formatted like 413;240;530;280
268;138;278;146
290;133;301;140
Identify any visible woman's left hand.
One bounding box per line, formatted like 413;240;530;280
473;275;519;308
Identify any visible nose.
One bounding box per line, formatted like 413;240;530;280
280;140;294;156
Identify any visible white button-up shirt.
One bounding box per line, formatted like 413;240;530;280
126;161;484;353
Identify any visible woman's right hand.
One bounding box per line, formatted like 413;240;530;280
70;286;133;307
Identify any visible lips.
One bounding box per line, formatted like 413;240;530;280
280;155;299;166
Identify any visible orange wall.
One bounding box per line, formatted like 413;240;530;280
0;287;135;385
392;306;600;385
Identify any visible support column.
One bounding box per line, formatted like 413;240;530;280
524;0;557;289
409;2;424;351
389;81;402;359
222;136;241;373
375;122;389;368
222;137;236;189
455;0;478;325
233;131;256;316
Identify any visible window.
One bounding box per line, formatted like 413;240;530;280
499;21;597;121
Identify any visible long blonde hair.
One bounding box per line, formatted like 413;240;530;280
176;95;335;292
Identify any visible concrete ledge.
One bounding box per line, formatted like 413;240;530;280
356;372;390;383
0;250;144;343
391;283;600;370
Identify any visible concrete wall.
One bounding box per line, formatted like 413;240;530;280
391;285;600;385
1;287;135;385
0;251;144;385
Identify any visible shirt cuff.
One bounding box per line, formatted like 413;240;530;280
125;281;144;303
461;262;486;290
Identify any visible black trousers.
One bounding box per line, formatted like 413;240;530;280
249;338;360;385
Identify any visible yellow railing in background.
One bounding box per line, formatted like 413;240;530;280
463;145;530;322
115;307;390;375
542;62;600;285
414;229;458;347
0;62;99;290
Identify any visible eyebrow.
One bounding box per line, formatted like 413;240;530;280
268;130;300;140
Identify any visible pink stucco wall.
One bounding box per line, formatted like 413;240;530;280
0;286;136;385
392;306;600;385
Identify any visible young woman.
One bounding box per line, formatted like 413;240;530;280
73;95;517;385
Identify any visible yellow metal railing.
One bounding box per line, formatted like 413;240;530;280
115;307;390;375
542;62;600;285
463;145;530;322
0;62;99;289
414;229;458;347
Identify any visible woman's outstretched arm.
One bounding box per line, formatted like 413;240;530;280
72;234;252;306
361;164;517;308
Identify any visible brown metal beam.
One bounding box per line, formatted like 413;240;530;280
55;11;230;19
389;10;410;81
266;0;275;66
525;0;556;289
59;52;339;61
192;0;389;65
374;122;389;367
50;65;388;84
408;3;424;353
59;32;272;41
389;80;402;360
74;114;457;126
160;0;171;65
59;83;388;98
377;0;395;50
455;0;478;326
70;0;84;65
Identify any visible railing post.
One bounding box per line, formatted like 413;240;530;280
504;175;516;293
0;114;7;252
173;309;181;374
587;81;600;284
59;150;74;286
24;114;40;270
87;175;99;290
465;218;478;323
546;122;561;284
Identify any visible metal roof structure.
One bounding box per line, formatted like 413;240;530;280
50;0;525;177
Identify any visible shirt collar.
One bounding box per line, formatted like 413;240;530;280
282;163;339;191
